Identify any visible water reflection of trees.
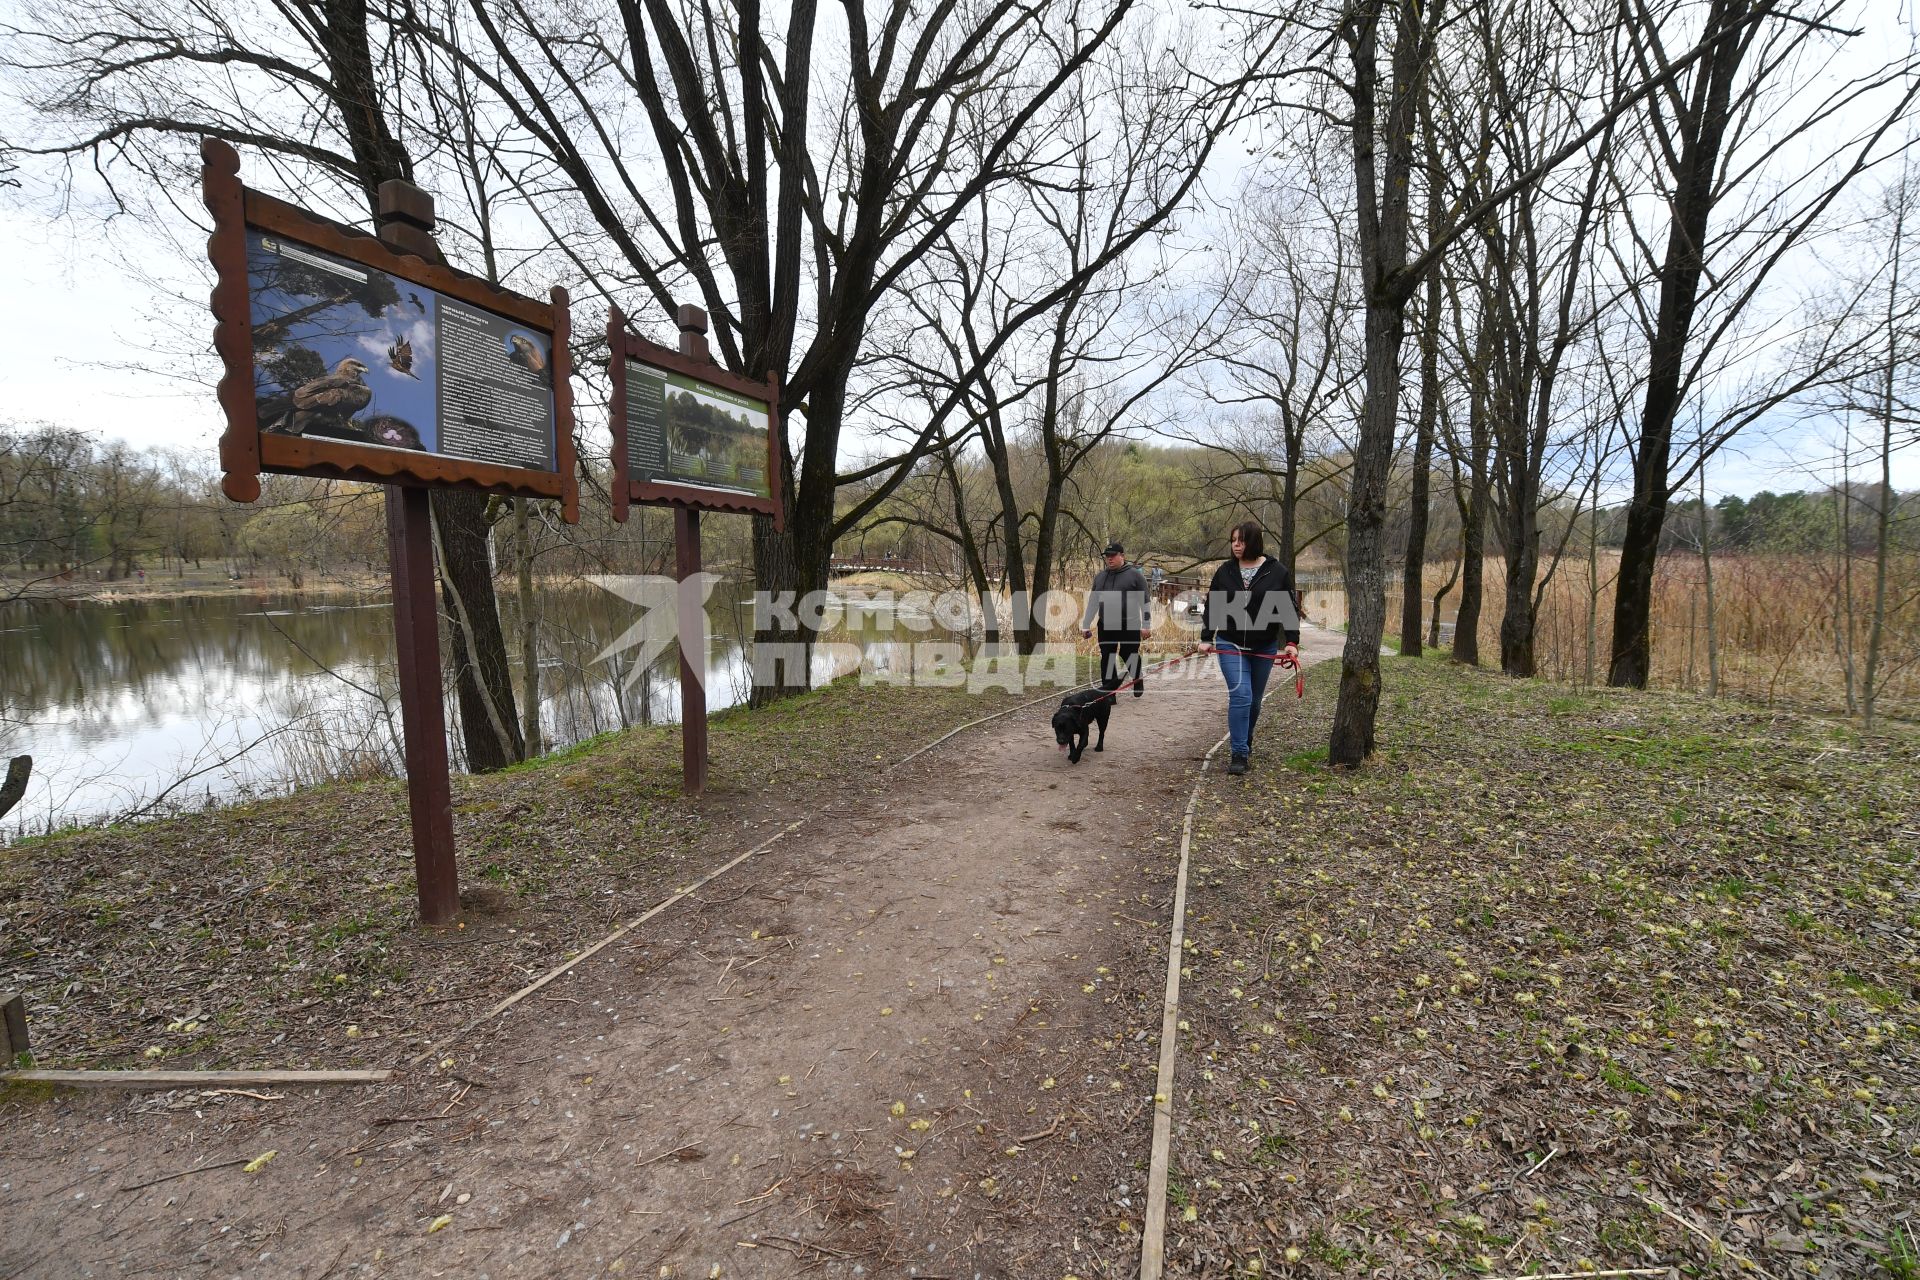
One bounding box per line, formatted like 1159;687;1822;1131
3;581;960;828
0;595;384;729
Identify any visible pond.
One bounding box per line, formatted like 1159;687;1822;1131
0;580;965;838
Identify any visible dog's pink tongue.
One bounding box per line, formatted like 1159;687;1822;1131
1057;744;1068;753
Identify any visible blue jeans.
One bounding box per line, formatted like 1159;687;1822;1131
1216;641;1276;758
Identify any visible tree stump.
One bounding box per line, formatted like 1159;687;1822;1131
0;755;28;821
1;992;26;1061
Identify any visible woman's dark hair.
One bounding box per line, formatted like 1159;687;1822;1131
1230;521;1265;561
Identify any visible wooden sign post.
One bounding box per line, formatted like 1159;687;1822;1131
608;305;783;796
372;182;458;925
202;140;578;924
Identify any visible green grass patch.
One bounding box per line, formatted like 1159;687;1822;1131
1283;746;1329;771
1832;970;1902;1010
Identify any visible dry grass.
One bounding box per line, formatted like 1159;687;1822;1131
1163;655;1920;1278
1387;551;1920;719
0;672;1031;1072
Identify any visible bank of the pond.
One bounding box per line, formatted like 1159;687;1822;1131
1154;654;1920;1278
0;671;1038;1074
1;563;769;605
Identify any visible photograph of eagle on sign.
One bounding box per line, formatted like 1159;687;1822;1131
248;231;438;456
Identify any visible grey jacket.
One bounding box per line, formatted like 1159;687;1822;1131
1081;564;1151;634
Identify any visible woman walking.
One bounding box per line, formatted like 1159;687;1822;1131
1200;522;1300;776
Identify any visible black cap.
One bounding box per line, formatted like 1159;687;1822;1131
1102;541;1124;556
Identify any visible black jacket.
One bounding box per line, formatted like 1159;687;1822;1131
1081;564;1151;635
1201;557;1300;651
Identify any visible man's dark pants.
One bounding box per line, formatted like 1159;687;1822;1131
1099;632;1143;694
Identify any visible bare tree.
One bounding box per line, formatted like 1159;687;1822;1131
1440;0;1621;677
1193;179;1360;571
1399;89;1446;657
3;0;530;770
1803;159;1920;724
1859;167;1920;726
395;0;1257;700
1605;0;1920;687
1444;296;1495;666
1215;0;1912;760
863;52;1239;652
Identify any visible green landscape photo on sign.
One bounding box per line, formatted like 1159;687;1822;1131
623;361;771;499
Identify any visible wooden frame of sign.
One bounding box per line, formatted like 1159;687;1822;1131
202;139;579;523
606;307;784;531
606;305;784;797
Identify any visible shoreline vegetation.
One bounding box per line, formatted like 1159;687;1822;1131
0;564;971;606
0;562;1062;603
6;571;1913;850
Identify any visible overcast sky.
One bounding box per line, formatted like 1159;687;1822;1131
3;9;1917;501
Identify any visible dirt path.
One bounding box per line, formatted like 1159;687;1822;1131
4;630;1340;1279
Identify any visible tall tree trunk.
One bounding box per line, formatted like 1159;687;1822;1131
1863;412;1891;728
1609;427;1676;688
749;514;806;707
1400;92;1443;658
1452;466;1489;664
982;442;1037;653
1585;484;1601;686
515;497;542;757
1429;538;1462;649
1332;297;1403;761
744;397;814;710
1835;447;1858;713
1328;0;1431;767
1452;325;1493;666
1401;271;1440;657
1279;442;1300;573
1608;0;1748;688
1699;469;1719;697
1863;178;1905;728
1496;441;1540;675
328;8;523;773
940;451;1000;647
1025;478;1066;654
433;491;523;771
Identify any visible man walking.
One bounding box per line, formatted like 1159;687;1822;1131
1081;541;1151;697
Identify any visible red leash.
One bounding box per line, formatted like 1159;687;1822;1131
1084;673;1146;705
1193;644;1305;699
1080;645;1306;703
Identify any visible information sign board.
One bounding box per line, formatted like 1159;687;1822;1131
607;313;782;527
203;142;578;521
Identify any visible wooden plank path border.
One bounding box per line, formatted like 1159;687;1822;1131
1137;728;1229;1278
4;1069;392;1089
1139;643;1319;1278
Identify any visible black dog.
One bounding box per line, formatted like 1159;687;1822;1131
1052;687;1112;763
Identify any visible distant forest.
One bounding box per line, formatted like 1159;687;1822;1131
6;423;1910;591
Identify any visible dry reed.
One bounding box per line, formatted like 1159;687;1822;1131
1386;550;1919;718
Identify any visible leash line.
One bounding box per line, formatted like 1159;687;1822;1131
1192;642;1305;699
